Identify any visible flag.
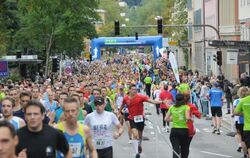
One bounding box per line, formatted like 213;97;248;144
169;52;180;83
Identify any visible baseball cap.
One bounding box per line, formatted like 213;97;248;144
213;82;220;87
94;96;105;106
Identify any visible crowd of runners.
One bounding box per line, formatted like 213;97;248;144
0;52;250;158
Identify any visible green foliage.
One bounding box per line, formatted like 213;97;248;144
98;0;129;37
16;0;99;57
0;0;19;56
98;0;176;37
125;0;175;37
7;71;22;82
171;0;188;40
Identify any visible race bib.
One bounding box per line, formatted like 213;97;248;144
69;143;81;157
96;139;105;146
134;115;143;123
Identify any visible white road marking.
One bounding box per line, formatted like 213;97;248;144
196;128;200;132
202;128;224;133
200;151;232;157
148;126;154;129
150;131;155;135
157;126;161;134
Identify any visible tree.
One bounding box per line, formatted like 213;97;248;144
126;0;175;37
98;0;129;37
171;0;189;67
171;0;188;40
0;0;19;57
16;0;99;77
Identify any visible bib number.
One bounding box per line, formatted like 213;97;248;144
134;115;143;123
69;143;81;157
96;139;105;146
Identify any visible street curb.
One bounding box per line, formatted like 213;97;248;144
221;118;233;131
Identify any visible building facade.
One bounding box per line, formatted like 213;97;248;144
188;0;242;81
239;0;250;74
219;0;240;81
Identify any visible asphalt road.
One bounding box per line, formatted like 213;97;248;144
113;103;242;158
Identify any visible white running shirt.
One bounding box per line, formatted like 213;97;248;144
84;111;119;149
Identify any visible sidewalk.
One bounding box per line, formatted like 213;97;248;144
221;104;235;132
199;100;235;133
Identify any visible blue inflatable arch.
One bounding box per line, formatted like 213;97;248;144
90;36;163;61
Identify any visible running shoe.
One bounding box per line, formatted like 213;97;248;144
166;126;170;133
162;127;166;132
138;145;142;154
128;140;132;144
216;129;220;135
135;154;140;158
237;146;242;152
212;128;217;134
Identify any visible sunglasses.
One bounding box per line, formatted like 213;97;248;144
94;99;104;106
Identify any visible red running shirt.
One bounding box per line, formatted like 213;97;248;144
159;90;174;109
122;94;149;120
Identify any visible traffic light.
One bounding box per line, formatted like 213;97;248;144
16;50;21;59
114;20;120;35
52;58;60;72
135;32;138;40
213;54;217;62
157;18;163;34
216;51;222;66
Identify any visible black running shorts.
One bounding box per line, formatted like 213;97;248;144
129;119;145;131
211;107;222;117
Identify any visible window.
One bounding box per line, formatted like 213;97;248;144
194;9;202;32
187;0;192;11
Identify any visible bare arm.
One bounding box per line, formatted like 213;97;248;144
118;103;125;114
113;123;124;139
64;148;73;158
84;126;98;158
147;98;163;105
185;108;191;121
165;110;171;122
82;110;88;117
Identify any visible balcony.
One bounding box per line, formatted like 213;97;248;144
219;25;241;36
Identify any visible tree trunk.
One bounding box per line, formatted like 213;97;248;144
45;34;53;79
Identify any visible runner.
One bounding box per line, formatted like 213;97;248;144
0;120;26;158
16;100;72;158
119;84;164;158
208;82;224;135
159;84;174;132
54;92;69;123
13;91;32;120
84;96;123;158
1;97;26;130
233;87;246;156
165;93;191;158
183;92;201;152
55;97;98;158
234;87;250;158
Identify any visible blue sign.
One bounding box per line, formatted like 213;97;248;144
0;61;9;77
91;36;163;62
